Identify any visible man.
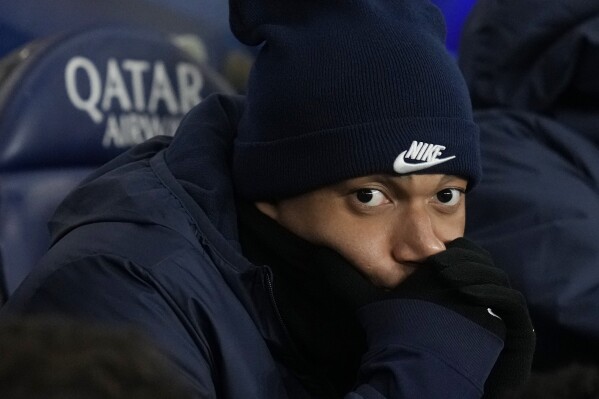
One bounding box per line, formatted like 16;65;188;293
0;0;535;397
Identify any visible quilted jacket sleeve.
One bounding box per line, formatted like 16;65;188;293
346;299;503;398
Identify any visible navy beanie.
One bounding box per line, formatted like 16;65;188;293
230;0;481;200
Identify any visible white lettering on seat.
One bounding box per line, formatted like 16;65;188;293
64;56;204;147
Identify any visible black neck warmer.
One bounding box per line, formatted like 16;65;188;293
236;201;366;396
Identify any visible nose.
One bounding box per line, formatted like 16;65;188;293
391;206;445;264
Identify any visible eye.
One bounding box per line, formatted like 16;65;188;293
354;189;389;207
435;188;463;206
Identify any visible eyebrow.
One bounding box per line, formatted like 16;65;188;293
374;174;469;195
438;174;467;185
333;174;467;193
380;174;465;185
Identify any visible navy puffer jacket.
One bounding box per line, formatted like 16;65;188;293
0;94;502;397
460;0;599;367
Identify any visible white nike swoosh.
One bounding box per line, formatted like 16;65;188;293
393;151;456;174
487;308;502;320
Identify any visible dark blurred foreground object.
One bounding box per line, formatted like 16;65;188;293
0;316;195;399
504;363;599;399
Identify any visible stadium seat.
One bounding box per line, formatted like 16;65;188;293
0;26;233;303
431;0;477;55
0;1;254;92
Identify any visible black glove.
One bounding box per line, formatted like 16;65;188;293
317;237;535;398
428;238;536;399
316;239;506;341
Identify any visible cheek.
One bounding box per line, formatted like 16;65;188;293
320;226;406;286
336;242;414;288
433;211;466;241
312;218;379;263
428;201;466;241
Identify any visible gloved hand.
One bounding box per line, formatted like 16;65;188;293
428;238;536;399
316;238;506;340
317;237;535;398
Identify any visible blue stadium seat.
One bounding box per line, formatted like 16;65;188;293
431;0;477;55
0;1;253;91
0;26;233;302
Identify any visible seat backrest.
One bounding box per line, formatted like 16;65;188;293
0;1;254;91
431;0;477;55
0;26;233;301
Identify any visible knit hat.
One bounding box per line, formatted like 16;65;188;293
230;0;481;200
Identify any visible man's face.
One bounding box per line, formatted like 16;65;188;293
256;174;467;289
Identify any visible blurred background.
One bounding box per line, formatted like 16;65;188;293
0;0;476;91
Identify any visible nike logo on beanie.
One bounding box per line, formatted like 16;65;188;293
393;140;455;174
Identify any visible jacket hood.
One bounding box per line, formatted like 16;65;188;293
459;0;599;114
49;94;245;246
